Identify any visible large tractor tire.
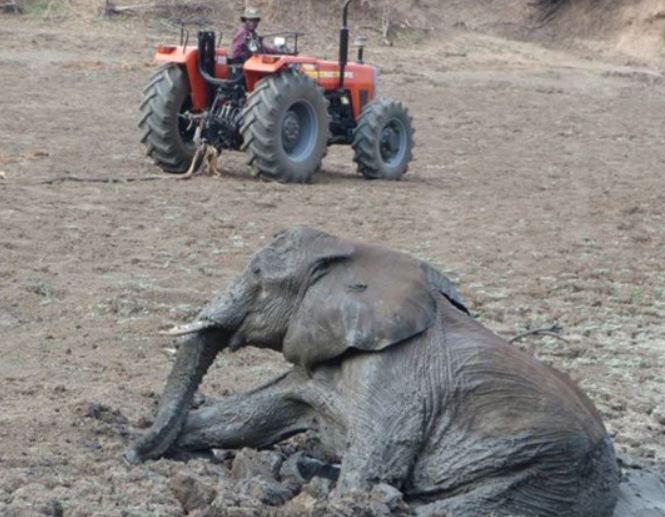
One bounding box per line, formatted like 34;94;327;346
139;64;196;173
352;99;414;180
241;70;329;183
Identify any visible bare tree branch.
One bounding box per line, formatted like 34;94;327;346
0;175;176;186
509;324;570;345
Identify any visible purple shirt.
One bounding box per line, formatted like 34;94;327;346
230;26;275;62
230;27;253;62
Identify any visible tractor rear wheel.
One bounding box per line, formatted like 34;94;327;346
139;64;196;173
352;99;414;180
241;70;329;183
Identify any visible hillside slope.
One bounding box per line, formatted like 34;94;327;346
15;0;665;62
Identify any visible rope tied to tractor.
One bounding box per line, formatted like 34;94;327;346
179;115;222;180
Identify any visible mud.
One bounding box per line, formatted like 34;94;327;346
1;10;664;516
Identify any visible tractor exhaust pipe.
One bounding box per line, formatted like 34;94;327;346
197;31;240;90
338;0;354;90
198;31;216;105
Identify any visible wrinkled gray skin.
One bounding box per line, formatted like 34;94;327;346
127;227;620;517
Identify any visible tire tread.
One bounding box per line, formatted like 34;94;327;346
138;64;195;174
352;98;414;180
240;70;330;183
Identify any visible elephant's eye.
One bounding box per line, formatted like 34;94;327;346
252;265;262;277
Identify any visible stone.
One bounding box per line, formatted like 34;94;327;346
168;472;217;513
237;477;295;506
231;449;284;482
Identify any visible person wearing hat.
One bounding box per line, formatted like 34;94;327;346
230;7;276;62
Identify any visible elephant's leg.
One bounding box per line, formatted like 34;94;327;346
333;398;423;495
175;369;316;451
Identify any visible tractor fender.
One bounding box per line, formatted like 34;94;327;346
243;55;319;92
154;45;208;110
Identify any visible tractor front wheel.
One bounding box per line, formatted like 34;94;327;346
352;99;414;180
241;70;329;183
139;64;196;173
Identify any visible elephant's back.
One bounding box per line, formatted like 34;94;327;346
454;342;607;444
438;299;608;444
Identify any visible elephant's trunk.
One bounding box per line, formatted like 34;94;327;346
124;328;225;464
125;275;251;464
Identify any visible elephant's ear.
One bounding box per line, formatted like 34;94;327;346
420;261;469;315
283;243;436;371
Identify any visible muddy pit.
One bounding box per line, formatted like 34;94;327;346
1;8;664;516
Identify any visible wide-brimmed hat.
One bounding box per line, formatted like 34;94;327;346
241;7;261;21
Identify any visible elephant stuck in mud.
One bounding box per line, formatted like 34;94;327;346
126;226;622;517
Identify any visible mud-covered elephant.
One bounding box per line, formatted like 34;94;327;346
126;226;620;517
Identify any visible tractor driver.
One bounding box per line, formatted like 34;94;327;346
230;7;276;63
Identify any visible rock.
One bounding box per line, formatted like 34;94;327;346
314;495;388;517
212;449;236;464
237;477;295;506
280;491;318;515
302;476;335;500
278;452;308;486
204;487;274;517
371;483;405;511
231;449;284;482
168;472;217;513
297;454;340;482
279;451;340;497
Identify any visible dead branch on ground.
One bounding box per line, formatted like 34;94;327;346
0;175;183;186
103;0;212;16
509;324;570;345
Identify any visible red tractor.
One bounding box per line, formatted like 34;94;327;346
139;0;414;183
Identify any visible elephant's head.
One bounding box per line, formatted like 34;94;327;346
126;226;465;463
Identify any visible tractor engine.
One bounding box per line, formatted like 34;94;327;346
210;96;244;150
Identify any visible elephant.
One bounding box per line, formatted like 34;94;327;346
126;226;620;517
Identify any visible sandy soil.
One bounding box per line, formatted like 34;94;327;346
0;10;664;516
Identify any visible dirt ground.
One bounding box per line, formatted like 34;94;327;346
1;8;664;516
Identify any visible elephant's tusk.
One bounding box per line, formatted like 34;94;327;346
160;320;211;336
